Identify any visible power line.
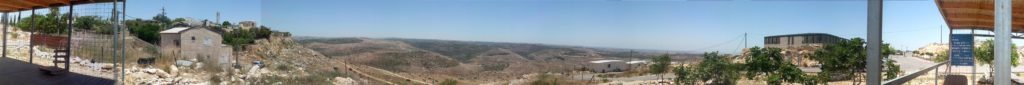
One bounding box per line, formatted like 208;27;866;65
687;34;744;53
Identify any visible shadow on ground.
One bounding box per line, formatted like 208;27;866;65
0;57;115;85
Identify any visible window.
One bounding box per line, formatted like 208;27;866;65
204;37;212;46
192;36;196;43
765;37;780;44
788;37;793;45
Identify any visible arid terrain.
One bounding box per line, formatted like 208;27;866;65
296;37;700;84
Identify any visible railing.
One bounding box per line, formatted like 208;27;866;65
882;61;950;85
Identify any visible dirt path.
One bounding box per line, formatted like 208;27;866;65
346;64;431;85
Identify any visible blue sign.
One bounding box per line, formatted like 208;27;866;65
950;34;974;66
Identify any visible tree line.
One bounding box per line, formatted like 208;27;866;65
16;9;286;51
648;38;902;85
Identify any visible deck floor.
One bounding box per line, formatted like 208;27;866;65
0;57;115;85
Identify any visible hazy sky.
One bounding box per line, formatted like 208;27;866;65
6;0;981;54
262;0;953;54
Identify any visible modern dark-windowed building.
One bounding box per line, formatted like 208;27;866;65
764;33;847;49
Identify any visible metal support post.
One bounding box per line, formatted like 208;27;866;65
111;0;120;82
29;9;34;64
995;0;1013;84
66;2;74;71
866;0;883;84
2;12;7;58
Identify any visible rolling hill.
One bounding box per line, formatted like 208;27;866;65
296;37;699;84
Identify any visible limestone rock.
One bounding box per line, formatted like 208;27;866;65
333;77;358;85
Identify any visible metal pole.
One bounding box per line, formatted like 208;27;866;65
29;9;34;64
866;0;883;84
2;12;7;58
16;11;20;24
972;28;977;85
995;0;1013;84
66;2;74;71
3;12;10;58
121;0;128;83
111;0;120;83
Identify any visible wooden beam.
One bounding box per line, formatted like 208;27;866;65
0;1;31;8
0;2;29;11
38;0;69;6
12;0;46;7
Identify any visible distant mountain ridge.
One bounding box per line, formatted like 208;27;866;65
295;37;700;84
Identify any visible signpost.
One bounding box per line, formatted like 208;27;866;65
950;34;974;66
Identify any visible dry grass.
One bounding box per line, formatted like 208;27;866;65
530;74;585;85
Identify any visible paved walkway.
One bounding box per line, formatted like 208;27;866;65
0;57;114;85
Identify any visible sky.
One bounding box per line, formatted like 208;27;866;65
4;0;977;54
10;0;262;24
262;0;953;54
127;0;262;23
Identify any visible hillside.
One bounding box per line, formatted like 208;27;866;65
296;37;698;84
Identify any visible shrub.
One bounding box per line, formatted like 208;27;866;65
439;79;457;85
276;64;292;71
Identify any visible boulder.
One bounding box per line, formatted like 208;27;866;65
194;63;203;69
333;77;357;85
169;65;179;76
98;63;115;70
143;68;160;74
157;71;172;78
176;60;194;67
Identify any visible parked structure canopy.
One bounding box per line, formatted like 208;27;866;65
937;0;1024;32
0;0;116;12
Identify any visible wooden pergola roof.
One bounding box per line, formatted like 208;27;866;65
937;0;1024;33
0;0;117;12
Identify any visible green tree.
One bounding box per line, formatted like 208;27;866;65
222;21;232;26
974;39;1020;79
975;39;1020;66
743;47;807;85
933;49;950;62
649;54;671;81
884;59;902;80
73;16;113;34
673;65;699;85
173;18;187;24
153;13;171;24
17;8;69;34
810;38;902;84
693;52;741;84
124;18;162;44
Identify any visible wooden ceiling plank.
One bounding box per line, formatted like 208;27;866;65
14;0;47;8
0;1;31;10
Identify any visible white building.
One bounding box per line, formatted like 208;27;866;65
586;60;629;73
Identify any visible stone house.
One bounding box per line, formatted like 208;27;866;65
160;27;234;66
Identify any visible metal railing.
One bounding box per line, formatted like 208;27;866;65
882;61;950;85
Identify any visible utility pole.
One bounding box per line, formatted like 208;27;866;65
217;11;221;24
744;33;747;49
